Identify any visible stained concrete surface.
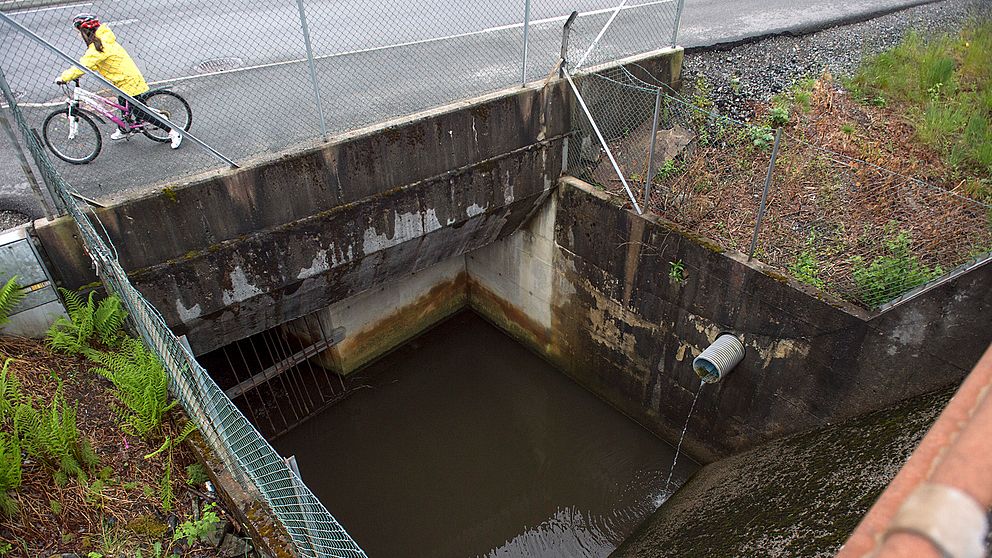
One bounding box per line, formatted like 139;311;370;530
274;311;698;558
610;388;953;558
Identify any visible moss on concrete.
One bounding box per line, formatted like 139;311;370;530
610;388;953;558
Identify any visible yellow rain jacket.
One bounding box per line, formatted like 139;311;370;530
59;25;149;96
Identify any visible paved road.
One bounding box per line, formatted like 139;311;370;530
0;0;935;214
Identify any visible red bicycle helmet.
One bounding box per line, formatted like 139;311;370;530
72;13;100;30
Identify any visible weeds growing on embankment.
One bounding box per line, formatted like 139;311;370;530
594;19;992;309
0;284;240;557
847;21;992;197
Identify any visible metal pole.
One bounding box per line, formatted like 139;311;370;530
560;11;578;78
642;88;662;210
565;70;642;214
0;100;55;220
295;0;328;140
521;0;532;87
575;0;629;70
671;0;685;49
0;12;239;169
748;127;783;261
0;66;65;215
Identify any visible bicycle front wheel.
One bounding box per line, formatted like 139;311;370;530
43;108;102;164
141;90;192;143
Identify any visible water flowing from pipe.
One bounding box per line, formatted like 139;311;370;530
664;380;705;495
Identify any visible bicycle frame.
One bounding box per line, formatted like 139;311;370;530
65;83;148;133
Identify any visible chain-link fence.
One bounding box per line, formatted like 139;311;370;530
1;69;367;558
568;66;992;310
1;0;683;201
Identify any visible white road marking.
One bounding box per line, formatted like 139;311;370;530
7;0;672;106
152;0;675;84
9;2;92;15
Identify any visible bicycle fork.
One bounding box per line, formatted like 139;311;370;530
66;99;79;140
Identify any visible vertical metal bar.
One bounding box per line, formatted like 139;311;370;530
0;12;238;168
295;0;328;140
671;0;685;48
313;316;346;391
748;127;783;261
0;111;54;219
560;11;578;78
0;67;62;216
303;314;337;395
521;0;532;87
565;71;643;214
642;88;662;210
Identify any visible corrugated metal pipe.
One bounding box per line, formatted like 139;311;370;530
692;333;745;383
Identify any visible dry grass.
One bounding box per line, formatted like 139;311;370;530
592;73;992;306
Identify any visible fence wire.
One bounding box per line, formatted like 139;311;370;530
1;71;367;558
1;0;682;196
569;66;992;309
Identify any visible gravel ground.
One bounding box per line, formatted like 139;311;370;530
0;210;29;232
682;0;992;121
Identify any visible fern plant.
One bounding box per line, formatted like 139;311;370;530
47;290;127;355
14;389;97;484
0;359;22;424
144;420;197;512
0;278;25;327
91;337;176;438
0;432;22;517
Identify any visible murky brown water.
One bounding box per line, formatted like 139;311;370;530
274;312;697;558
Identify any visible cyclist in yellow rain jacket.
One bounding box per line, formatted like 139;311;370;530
58;14;182;148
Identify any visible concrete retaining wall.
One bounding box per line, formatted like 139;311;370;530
33;49;683;357
469;178;991;461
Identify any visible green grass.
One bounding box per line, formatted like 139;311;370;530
848;21;992;178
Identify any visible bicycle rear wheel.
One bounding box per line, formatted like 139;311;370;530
140;90;192;143
42;108;102;165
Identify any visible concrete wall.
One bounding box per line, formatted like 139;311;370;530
469;178;991;462
283;257;467;376
32;49;684;357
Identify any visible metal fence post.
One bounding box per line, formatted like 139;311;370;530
748;127;783;261
0;107;55;220
671;0;685;48
643;88;662;210
295;0;328;140
521;0;532;87
560;11;578;78
0;67;65;216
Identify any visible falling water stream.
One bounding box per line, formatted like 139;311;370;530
664;380;705;495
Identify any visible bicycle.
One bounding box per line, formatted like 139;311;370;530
42;79;192;165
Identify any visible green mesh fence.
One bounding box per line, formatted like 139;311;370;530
567;66;992;310
1;70;366;558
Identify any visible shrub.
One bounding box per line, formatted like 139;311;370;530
851;231;944;307
789;233;825;289
0;278;25;327
768;106;790;127
174;502;221;545
14;388;98;484
0;433;22;516
0;359;22;423
47;290;127;356
90;337;176;438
